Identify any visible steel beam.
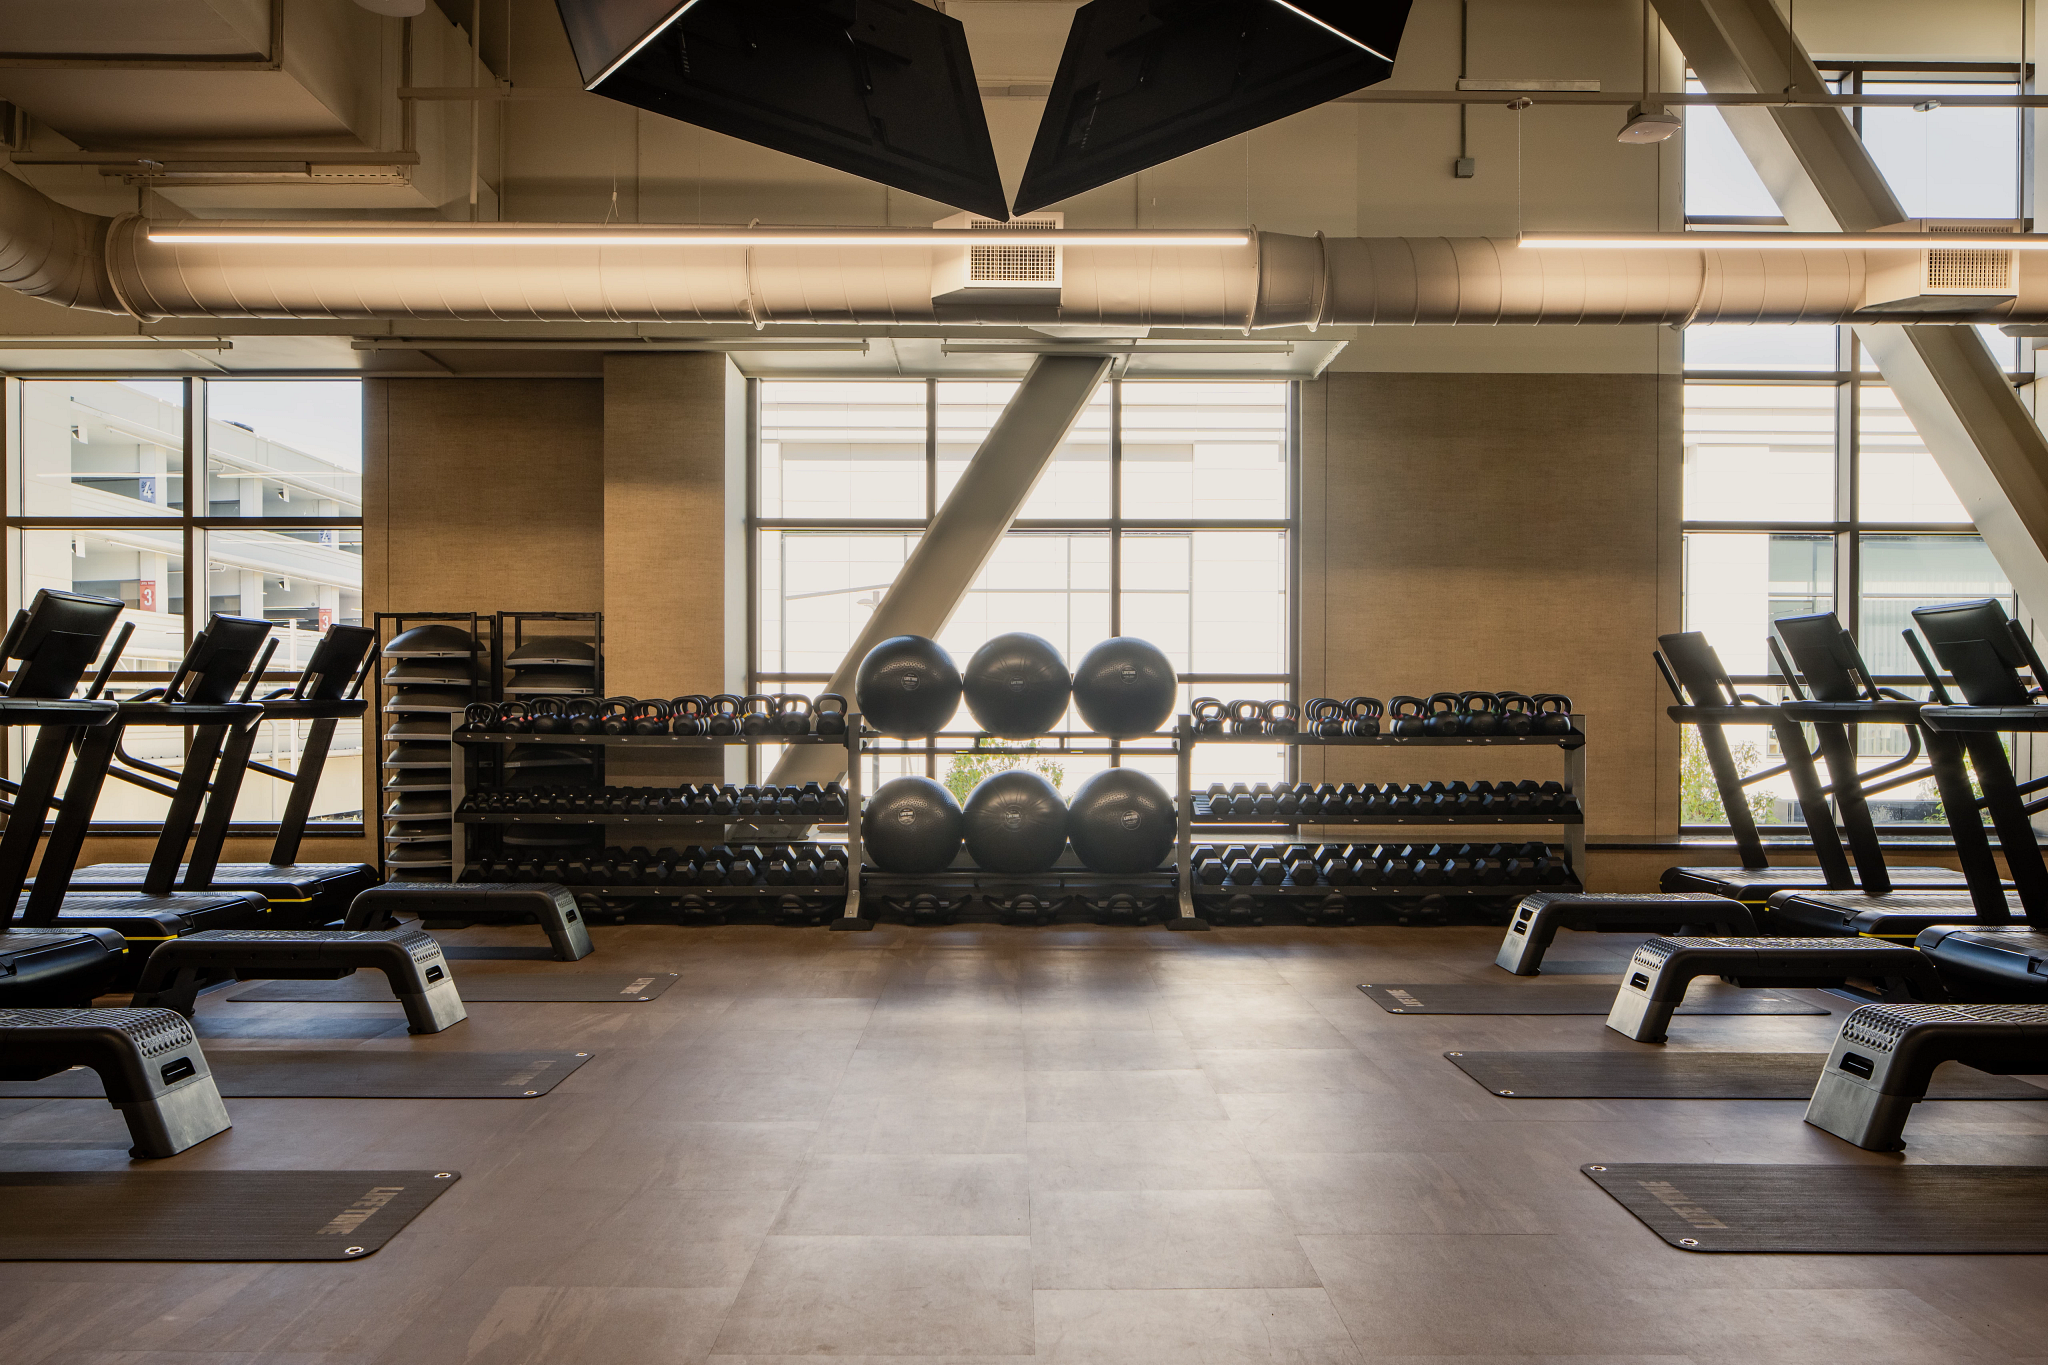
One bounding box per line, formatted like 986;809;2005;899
1657;0;2048;617
768;353;1113;786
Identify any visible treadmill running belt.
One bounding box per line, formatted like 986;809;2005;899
1444;1051;2048;1100
1584;1163;2048;1253
1357;984;1828;1016
0;1050;592;1099
0;1169;459;1260
232;972;678;1003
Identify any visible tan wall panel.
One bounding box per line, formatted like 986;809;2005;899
1298;372;1683;880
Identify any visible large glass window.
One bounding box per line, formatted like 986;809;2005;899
5;379;365;831
1679;331;2015;830
752;379;1294;798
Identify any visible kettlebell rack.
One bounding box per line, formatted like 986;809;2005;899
1170;715;1588;928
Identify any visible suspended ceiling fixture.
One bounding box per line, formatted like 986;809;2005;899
1012;0;1415;216
1519;231;2048;250
552;0;1008;220
143;225;1253;248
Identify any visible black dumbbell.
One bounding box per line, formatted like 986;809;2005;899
1252;784;1278;820
1275;786;1301;821
1379;849;1417;884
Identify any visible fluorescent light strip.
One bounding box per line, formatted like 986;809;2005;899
1521;231;2048;250
585;0;706;91
145;228;1253;248
1266;1;1395;61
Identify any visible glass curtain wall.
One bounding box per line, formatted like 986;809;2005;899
5;378;366;830
1678;57;2027;830
753;379;1295;800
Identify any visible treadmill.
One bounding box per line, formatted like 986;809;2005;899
1764;609;2037;938
0;590;142;1003
66;624;381;925
13;615;277;979
1652;629;1969;904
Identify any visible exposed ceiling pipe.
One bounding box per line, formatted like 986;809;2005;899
1;176;2039;327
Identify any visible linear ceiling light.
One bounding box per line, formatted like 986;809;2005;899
1520;231;2048;250
144;226;1252;248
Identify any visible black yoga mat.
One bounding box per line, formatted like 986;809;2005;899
1358;983;1828;1016
0;1050;592;1100
1524;960;1627;976
1584;1163;2048;1253
0;1169;460;1260
440;946;559;961
1444;1051;2048;1100
233;972;676;1003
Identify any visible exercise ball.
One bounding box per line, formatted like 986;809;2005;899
1072;637;1177;737
963;632;1071;737
855;635;962;738
863;776;964;873
1068;767;1175;873
963;769;1068;873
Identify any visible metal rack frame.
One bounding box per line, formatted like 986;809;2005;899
372;610;492;883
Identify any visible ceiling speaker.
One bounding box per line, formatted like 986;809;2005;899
553;0;1009;220
1013;0;1413;216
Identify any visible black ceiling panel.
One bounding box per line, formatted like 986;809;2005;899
554;0;1009;220
1013;0;1413;216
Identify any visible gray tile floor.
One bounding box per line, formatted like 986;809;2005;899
3;921;2047;1364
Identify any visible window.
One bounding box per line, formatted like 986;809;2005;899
4;379;365;831
752;378;1295;799
1679;329;2015;830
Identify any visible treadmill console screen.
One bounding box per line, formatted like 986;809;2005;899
2;589;125;699
1911;598;2035;707
1655;632;1738;707
1772;612;1867;703
173;615;274;706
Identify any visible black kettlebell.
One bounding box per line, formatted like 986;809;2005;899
1533;693;1575;735
1459;691;1502;737
1496;692;1537;736
1387;696;1427;736
1228;699;1266;735
630;699;670;735
738;694;775;737
1192;697;1227;735
705;695;743;735
528;697;567;735
1344;697;1383;738
496;700;532;734
1422;692;1463;737
1305;698;1344;738
814;694;848;736
460;702;497;734
599;696;636;735
564;697;601;735
1264;699;1299;735
774;693;813;736
668;695;709;736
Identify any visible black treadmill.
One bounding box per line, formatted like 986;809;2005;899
14;615;276;976
1651;629;1969;905
66;624;381;925
0;590;142;1003
1765;609;2038;938
1902;598;2048;996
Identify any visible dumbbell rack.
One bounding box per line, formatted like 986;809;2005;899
451;725;861;918
835;721;1180;930
1170;715;1588;928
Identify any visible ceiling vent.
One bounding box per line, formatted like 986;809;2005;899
1862;218;2022;315
931;212;1063;320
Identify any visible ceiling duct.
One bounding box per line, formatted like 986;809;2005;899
553;0;1008;220
931;212;1065;320
1861;219;2023;316
1013;0;1414;216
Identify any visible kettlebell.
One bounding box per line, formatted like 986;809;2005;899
1229;699;1266;735
496;700;532;734
1496;692;1537;736
598;696;636;735
1192;697;1228;735
814;694;848;736
564;697;601;735
1305;697;1345;739
774;693;813;736
1387;696;1427;736
668;695;709;736
528;697;567;735
630;698;670;735
1343;696;1383;738
460;702;497;734
1422;692;1463;737
1533;694;1576;735
738;694;776;737
1459;691;1502;737
1264;699;1300;736
705;695;743;735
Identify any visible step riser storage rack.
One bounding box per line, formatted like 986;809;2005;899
373;612;493;884
1173;715;1588;926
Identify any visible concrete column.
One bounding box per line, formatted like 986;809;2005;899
770;353;1114;786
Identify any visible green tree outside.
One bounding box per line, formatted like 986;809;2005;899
1680;728;1777;825
943;740;1067;806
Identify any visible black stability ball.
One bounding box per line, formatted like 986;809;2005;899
863;776;964;873
855;635;962;738
963;632;1071;737
1068;767;1175;873
1071;637;1177;738
963;769;1069;874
